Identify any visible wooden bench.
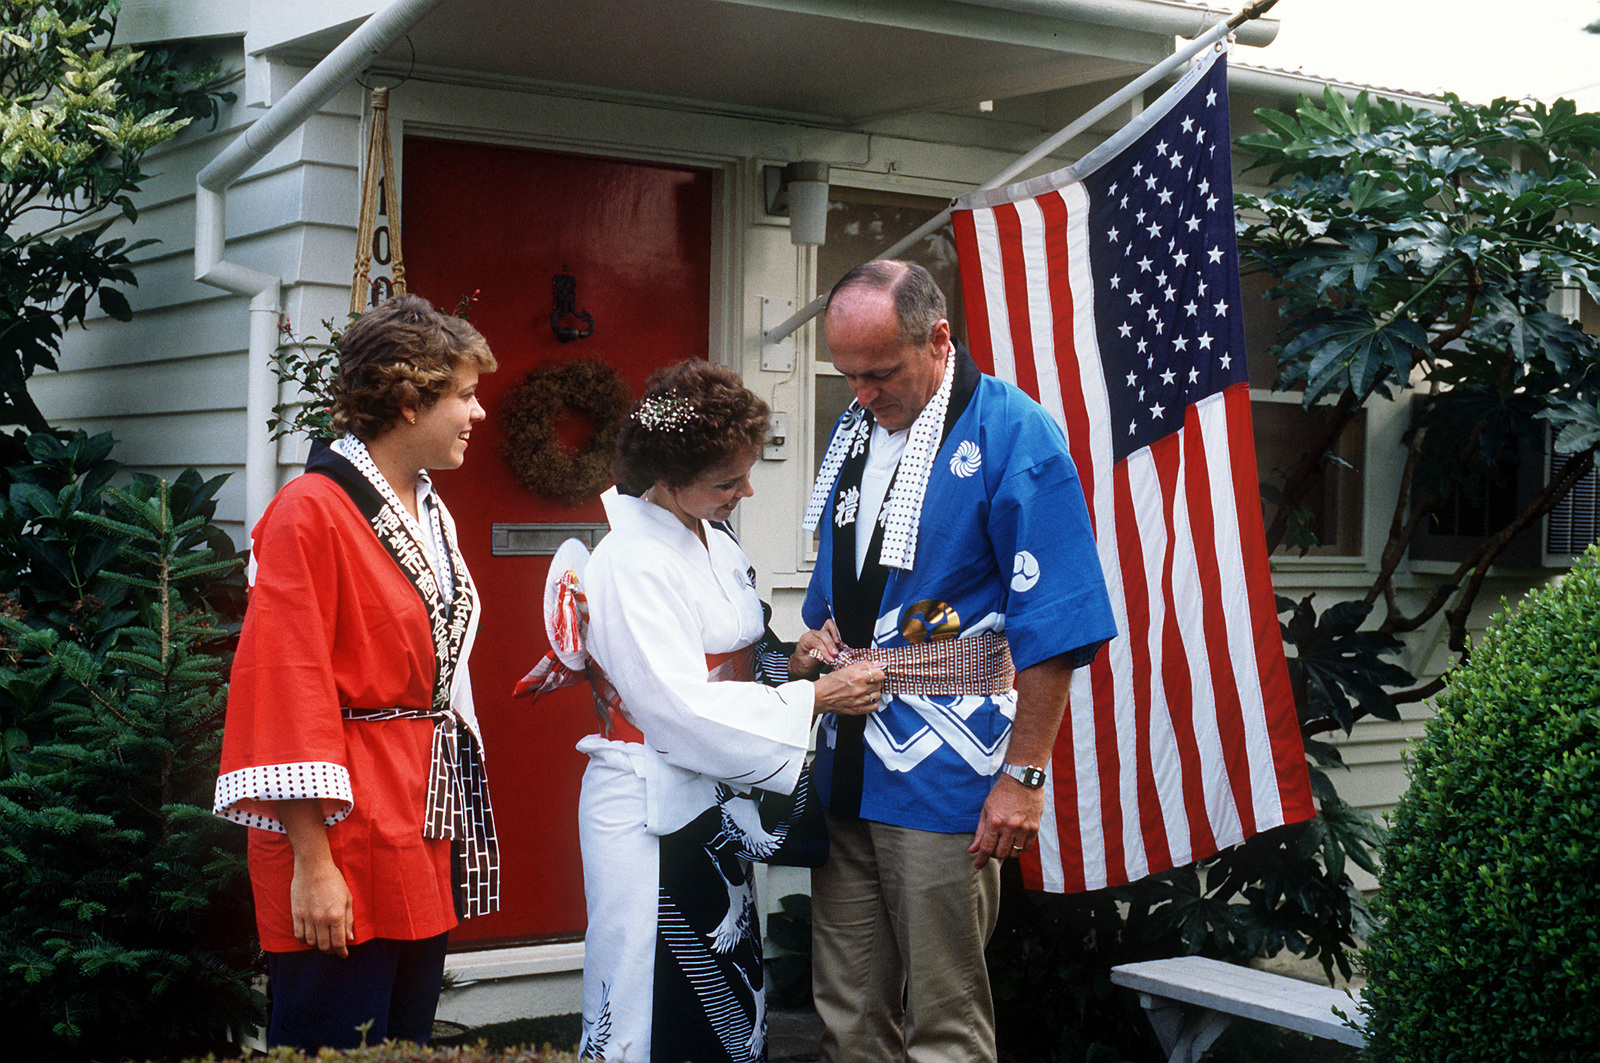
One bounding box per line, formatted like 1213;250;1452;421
1111;956;1365;1063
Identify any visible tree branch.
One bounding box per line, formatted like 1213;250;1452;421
1263;390;1360;551
1439;440;1600;652
1428;261;1481;352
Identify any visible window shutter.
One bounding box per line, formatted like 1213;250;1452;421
1547;453;1600;556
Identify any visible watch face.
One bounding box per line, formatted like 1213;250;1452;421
1006;764;1046;788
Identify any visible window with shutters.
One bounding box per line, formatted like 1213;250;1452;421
1546;452;1600;557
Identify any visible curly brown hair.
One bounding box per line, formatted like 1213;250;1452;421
330;294;498;441
613;360;769;494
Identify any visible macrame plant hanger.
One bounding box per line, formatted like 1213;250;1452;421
351;85;406;315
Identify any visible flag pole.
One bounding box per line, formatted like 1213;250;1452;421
763;0;1283;346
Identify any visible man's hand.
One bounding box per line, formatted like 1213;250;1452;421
968;651;1079;868
969;772;1045;868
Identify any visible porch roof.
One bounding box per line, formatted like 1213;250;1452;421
244;0;1278;127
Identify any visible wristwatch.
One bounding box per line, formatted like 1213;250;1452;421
1000;762;1047;789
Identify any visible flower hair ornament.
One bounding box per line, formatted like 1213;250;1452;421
632;391;696;432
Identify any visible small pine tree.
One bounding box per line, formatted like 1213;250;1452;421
0;432;258;1062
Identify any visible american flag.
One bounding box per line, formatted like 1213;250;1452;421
951;48;1314;893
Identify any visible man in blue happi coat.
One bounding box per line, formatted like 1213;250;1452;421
800;260;1117;1063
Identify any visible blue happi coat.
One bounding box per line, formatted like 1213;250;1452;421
803;354;1118;833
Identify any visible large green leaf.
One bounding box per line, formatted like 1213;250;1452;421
1284;309;1430;403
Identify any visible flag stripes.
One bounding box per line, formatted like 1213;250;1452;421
951;47;1314;893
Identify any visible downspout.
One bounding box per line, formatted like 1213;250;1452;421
195;0;446;531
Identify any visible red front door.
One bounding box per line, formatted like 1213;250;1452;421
403;137;714;946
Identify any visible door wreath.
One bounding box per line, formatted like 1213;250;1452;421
499;359;632;505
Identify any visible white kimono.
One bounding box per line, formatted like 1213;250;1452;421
576;488;814;1063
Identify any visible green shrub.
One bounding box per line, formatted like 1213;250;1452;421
1360;548;1600;1061
0;431;257;1061
186;1047;581;1063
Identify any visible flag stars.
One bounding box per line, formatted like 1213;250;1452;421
1138;256;1153;272
1185;215;1202;232
1118;321;1133;338
1107;226;1121;243
1206;89;1217;106
1169;152;1184;169
1184;300;1199;317
1213;299;1230;317
1149;402;1166;420
1207;246;1225;263
1126;370;1138;386
1128;289;1144;306
1145;173;1158;190
1188;366;1200;384
1174;249;1189;267
1206;194;1220;211
1181;115;1195;133
1146;220;1162;238
1164;285;1177;302
1109;273;1121;289
1161;367;1177;384
1158;187;1174;204
1198;333;1214;350
1155;140;1169;156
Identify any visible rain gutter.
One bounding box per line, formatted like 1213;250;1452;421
959;0;1280;48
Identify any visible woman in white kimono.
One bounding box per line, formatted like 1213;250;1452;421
577;361;883;1063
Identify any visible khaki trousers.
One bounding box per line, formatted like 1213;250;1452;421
811;811;1002;1063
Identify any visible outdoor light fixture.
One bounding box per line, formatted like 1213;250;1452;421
764;161;831;246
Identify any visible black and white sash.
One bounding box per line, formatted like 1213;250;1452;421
308;437;500;920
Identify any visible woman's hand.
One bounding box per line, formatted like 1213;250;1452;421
290;854;355;957
279;799;355;957
812;659;885;717
789;619;843;679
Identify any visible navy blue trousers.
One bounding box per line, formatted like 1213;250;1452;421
266;933;450;1051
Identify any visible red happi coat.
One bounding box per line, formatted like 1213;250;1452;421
217;471;469;952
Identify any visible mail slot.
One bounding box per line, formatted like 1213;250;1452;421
490;522;609;556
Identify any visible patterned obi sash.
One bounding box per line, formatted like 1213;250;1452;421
605;644;760;744
341;706;498;919
825;632;1015;697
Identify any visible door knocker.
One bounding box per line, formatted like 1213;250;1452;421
551;271;595;343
